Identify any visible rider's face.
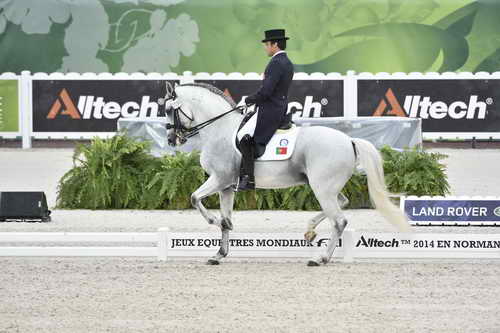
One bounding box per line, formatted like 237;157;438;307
263;41;278;57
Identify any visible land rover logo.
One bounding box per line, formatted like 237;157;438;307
493;207;500;217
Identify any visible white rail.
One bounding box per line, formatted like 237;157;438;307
0;228;498;261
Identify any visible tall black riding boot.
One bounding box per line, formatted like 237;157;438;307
236;134;255;191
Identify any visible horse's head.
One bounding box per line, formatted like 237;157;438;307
159;82;194;146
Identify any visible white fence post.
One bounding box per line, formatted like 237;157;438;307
342;228;355;263
181;71;195;85
20;70;32;149
157;227;169;261
344;70;357;119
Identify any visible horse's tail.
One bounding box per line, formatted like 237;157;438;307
351;138;411;232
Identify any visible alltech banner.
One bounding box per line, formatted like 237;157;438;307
32;80;178;132
357;80;500;132
195;79;344;118
0;80;19;133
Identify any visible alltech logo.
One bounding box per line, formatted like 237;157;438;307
196;79;343;118
235;94;329;118
356;236;400;248
47;88;160;120
374;88;492;120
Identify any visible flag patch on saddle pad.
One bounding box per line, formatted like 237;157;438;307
276;147;288;155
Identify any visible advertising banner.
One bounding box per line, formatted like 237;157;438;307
401;197;500;226
166;232;337;258
0;80;19;133
195;79;344;118
358;79;500;133
349;231;500;259
163;231;500;260
32;80;178;133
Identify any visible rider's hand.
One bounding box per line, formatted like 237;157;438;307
245;95;256;106
165;99;182;110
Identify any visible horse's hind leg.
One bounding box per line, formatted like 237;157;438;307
207;187;235;265
325;215;348;262
304;212;326;241
307;180;350;266
338;192;349;209
304;193;349;242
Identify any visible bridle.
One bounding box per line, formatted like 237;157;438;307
161;83;250;144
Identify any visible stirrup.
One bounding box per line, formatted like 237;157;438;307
235;175;255;192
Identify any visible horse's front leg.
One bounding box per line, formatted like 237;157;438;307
207;187;235;265
190;175;224;228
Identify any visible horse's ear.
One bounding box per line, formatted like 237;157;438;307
165;81;175;99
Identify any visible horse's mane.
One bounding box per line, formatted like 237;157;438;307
179;83;237;108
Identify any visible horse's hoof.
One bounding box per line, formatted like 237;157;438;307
207;259;220;265
307;260;321;267
304;231;317;242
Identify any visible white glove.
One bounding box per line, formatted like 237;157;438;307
164;99;182;110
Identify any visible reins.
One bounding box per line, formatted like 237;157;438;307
166;104;248;139
163;86;251;140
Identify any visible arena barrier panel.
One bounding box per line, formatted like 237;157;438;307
0;228;498;261
401;196;500;226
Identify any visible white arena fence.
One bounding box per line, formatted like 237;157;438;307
0;228;498;261
1;70;500;146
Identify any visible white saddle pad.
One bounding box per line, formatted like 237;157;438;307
233;111;300;161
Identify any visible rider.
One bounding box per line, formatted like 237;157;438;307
236;29;295;191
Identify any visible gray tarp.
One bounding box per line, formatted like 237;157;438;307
117;118;201;157
118;116;422;157
293;117;422;150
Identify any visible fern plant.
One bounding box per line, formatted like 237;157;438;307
57;136;450;211
143;151;210;209
56;134;157;209
380;145;450;197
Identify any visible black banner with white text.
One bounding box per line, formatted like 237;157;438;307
358;79;500;132
195;79;344;118
32;80;178;132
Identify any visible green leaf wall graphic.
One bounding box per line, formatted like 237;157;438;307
0;0;499;74
296;23;469;73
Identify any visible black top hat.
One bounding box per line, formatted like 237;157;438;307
262;29;290;42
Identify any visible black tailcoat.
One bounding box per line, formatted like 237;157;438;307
246;52;294;145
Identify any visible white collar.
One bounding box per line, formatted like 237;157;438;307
272;50;286;58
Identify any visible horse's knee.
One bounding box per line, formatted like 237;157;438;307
190;194;198;208
221;217;233;231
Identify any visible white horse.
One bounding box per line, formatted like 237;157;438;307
161;82;410;266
